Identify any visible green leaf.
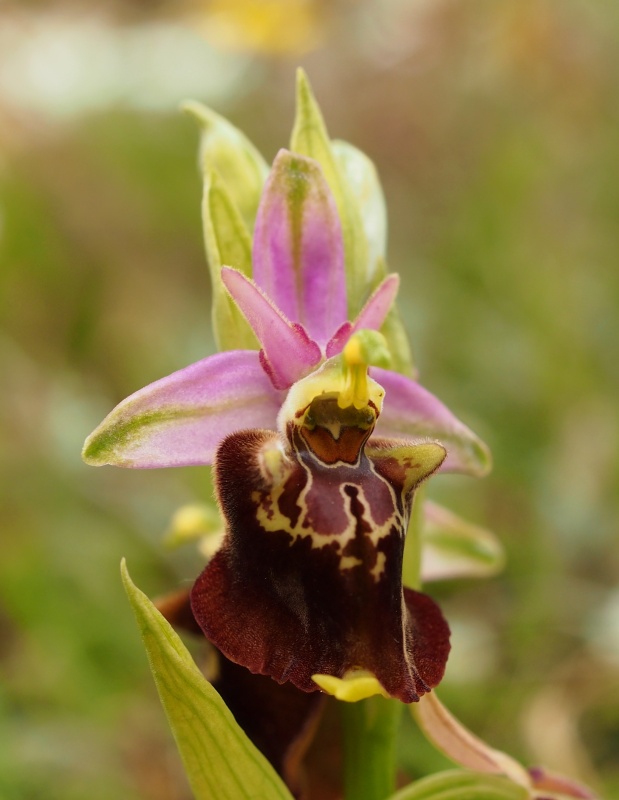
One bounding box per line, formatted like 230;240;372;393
421;502;505;582
121;560;294;800
202;170;259;350
290;69;369;315
386;770;530;800
183;99;268;230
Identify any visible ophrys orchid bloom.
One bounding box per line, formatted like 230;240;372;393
82;72;491;706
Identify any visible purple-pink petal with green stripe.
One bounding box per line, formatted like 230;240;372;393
221;266;321;390
81;350;281;468
326;274;400;358
252;149;347;348
371;368;492;477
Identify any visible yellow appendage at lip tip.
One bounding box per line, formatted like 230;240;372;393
312;670;390;702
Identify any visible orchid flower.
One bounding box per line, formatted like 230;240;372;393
81;71;495;703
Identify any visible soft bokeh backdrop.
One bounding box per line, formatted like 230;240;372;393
1;1;618;798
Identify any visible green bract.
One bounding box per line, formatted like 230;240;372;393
121;560;293;800
201;169;258;351
183;99;268;229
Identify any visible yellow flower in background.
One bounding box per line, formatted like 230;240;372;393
194;0;330;55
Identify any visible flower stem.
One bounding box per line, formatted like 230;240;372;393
342;696;401;800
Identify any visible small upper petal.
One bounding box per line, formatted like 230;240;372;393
221;266;322;389
326;273;400;360
82;350;281;468
252;149;347;347
350;274;399;333
371;368;492;477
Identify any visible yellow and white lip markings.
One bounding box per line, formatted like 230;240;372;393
312;669;390;702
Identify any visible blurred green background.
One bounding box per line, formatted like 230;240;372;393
1;1;618;798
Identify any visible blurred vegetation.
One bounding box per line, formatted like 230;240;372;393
1;1;618;798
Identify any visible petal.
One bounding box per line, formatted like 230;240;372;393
82;350;280;468
325;321;353;359
252;149;347;346
325;274;400;359
351;274;400;333
191;429;449;703
378;301;416;378
371;368;492;477
221;267;321;389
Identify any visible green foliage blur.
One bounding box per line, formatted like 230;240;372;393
1;2;618;798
